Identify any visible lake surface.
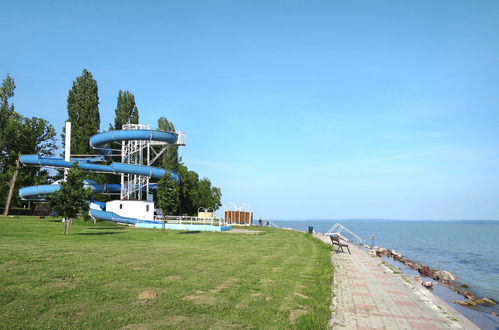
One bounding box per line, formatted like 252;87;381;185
271;219;499;327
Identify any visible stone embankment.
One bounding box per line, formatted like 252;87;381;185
314;234;479;329
372;246;497;312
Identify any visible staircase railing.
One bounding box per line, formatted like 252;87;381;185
325;223;363;244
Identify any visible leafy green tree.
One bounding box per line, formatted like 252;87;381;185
156;174;180;215
174;165;222;215
177;164;198;215
65;69;100;155
112;90;139;130
47;164;90;234
157;117;179;171
1;117;57;213
193;178;222;211
153;117;222;215
0;74;15;143
0;75;57;214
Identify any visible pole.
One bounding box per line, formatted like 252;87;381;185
64;121;71;179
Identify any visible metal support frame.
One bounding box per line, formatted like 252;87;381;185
119;124;176;201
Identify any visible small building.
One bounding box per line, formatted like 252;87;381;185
224;210;253;225
106;200;155;221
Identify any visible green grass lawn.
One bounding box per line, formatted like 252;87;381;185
0;216;332;329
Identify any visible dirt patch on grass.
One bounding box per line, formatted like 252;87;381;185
210;277;239;294
259;278;273;284
289;306;310;323
132;266;146;271
52;280;72;287
138;290;158;300
163;275;181;281
294;293;310;299
183;279;238;305
1;260;16;266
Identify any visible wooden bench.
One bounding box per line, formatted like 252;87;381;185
330;235;351;254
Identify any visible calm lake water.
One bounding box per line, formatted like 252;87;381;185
272;219;499;328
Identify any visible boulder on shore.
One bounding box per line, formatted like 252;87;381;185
434;270;455;282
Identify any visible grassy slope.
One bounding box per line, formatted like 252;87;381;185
0;217;332;329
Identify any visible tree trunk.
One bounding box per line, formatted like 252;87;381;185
63;218;73;235
3;158;20;216
64;218;68;235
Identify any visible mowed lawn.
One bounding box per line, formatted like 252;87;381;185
0;217;332;329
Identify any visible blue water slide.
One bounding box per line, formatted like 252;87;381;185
19;181;122;200
19;155;179;181
88;208;138;225
19;129;180;224
89;129;177;149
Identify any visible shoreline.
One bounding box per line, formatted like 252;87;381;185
310;231;483;329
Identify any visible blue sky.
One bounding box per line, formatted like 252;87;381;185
2;0;498;220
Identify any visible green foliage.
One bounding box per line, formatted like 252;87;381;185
194;178;222;211
65;69;100;155
0;75;57;208
0;74;15;137
176;164;222;215
113;90;139;130
156;174;180;215
0;218;333;329
0;74;16;162
157;116;179;171
47;164;90;224
154;117;222;215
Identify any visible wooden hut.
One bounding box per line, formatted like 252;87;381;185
224;210;253;225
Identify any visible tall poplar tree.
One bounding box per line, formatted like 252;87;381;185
0;74;16;153
113;90;139;130
65;69;100;155
157;117;179;171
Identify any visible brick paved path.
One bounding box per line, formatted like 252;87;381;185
314;234;478;330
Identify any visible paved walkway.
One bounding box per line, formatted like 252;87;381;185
314;234;478;330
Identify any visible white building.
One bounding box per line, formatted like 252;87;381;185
106;200;155;221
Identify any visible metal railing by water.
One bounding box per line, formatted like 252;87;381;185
325;223;364;244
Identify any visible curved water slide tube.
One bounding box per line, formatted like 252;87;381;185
19;129;179;223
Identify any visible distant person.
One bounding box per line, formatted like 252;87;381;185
259;219;263;226
266;221;269;226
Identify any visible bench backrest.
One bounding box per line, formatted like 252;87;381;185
330;235;341;245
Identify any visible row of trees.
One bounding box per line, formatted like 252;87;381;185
1;69;222;217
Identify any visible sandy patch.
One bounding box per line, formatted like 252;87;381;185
138;290;158;299
163;275;181;281
294;293;310;299
210;278;238;294
289;306;309;323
